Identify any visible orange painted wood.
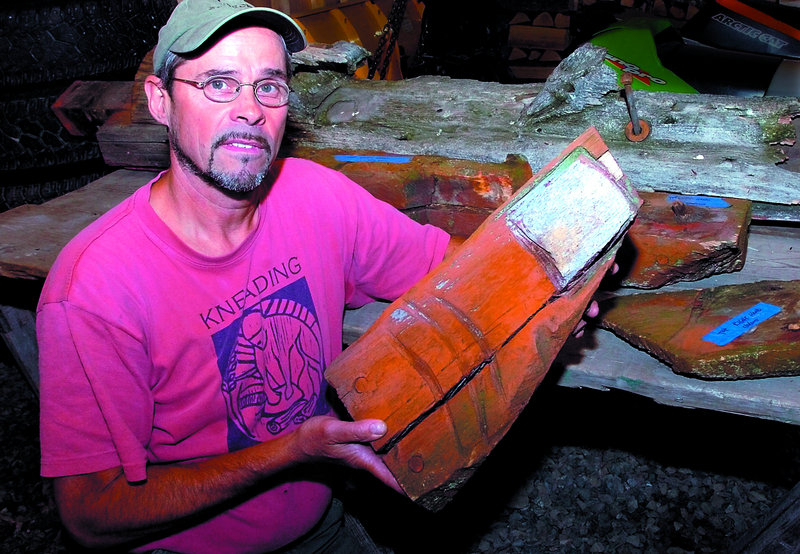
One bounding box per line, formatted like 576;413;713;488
619;192;752;288
289;147;533;210
599;280;800;379
326;127;641;510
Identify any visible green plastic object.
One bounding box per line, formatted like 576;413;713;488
590;18;698;93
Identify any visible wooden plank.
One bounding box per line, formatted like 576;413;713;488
599;280;800;379
328;128;641;510
731;479;800;552
289;147;533;210
51;80;133;137
507;25;571;50
0;305;39;394
620;192;752;288
0;169;158;280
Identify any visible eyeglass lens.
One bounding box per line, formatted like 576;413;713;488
204;76;288;106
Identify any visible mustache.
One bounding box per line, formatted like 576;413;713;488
212;132;272;153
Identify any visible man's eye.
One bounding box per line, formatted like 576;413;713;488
208;78;233;91
257;81;279;95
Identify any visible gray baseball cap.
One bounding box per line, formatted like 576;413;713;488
153;0;307;73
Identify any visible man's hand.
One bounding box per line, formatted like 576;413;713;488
292;416;402;492
572;262;618;338
573;300;600;338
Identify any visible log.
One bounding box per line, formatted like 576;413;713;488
283;44;800;216
86;43;800;219
599;280;800;379
326;128;641;510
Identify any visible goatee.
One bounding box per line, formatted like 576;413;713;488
171;129;272;193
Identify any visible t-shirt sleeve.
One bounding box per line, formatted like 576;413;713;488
38;300;153;482
328;169;451;307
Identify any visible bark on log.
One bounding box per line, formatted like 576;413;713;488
285;44;800;214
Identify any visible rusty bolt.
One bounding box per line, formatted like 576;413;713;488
621;72;650;142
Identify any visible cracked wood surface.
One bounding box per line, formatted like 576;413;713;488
90;44;800;217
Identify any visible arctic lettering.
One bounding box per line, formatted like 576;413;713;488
712;13;788;50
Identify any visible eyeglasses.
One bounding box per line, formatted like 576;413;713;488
173;75;290;107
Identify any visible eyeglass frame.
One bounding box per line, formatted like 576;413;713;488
172;74;291;108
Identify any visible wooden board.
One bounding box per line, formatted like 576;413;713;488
619;192;751;288
599;280;800;379
0;169;158;280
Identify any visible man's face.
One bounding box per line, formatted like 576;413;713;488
166;27;289;193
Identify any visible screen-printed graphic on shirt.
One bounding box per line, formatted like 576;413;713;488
213;278;328;451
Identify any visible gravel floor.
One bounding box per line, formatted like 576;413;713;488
3;349;800;553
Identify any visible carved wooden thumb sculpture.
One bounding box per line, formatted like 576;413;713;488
326;127;641;510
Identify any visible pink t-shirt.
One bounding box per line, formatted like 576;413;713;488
37;158;449;553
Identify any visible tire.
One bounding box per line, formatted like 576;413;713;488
0;161;110;213
0;0;174;211
0;0;176;89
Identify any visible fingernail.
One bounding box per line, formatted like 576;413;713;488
371;422;387;435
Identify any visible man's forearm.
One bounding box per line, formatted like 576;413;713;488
55;432;300;549
53;415;394;549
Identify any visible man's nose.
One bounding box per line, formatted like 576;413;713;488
232;84;266;124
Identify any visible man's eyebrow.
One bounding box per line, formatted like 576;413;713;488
195;67;289;82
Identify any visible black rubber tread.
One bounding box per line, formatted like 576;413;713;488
0;0;175;90
0;88;102;172
0;160;110;212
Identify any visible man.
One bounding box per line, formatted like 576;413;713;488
37;1;454;552
38;1;603;552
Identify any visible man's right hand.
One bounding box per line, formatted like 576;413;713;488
292;415;402;493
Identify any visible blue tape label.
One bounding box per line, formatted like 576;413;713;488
702;302;782;346
667;194;730;208
334;155;412;164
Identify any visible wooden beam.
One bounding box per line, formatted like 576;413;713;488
91;44;800;219
0;169;157;280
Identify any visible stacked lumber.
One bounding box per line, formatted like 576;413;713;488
506;10;572;82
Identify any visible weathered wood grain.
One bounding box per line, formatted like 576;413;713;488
619;192;752;288
89;43;800;217
0;169;158;280
285;44;800;211
599;280;800;379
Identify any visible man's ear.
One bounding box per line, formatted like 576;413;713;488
144;75;171;126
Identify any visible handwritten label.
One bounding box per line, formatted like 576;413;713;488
334;155;412;164
702;302;782;346
667;194;730;208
